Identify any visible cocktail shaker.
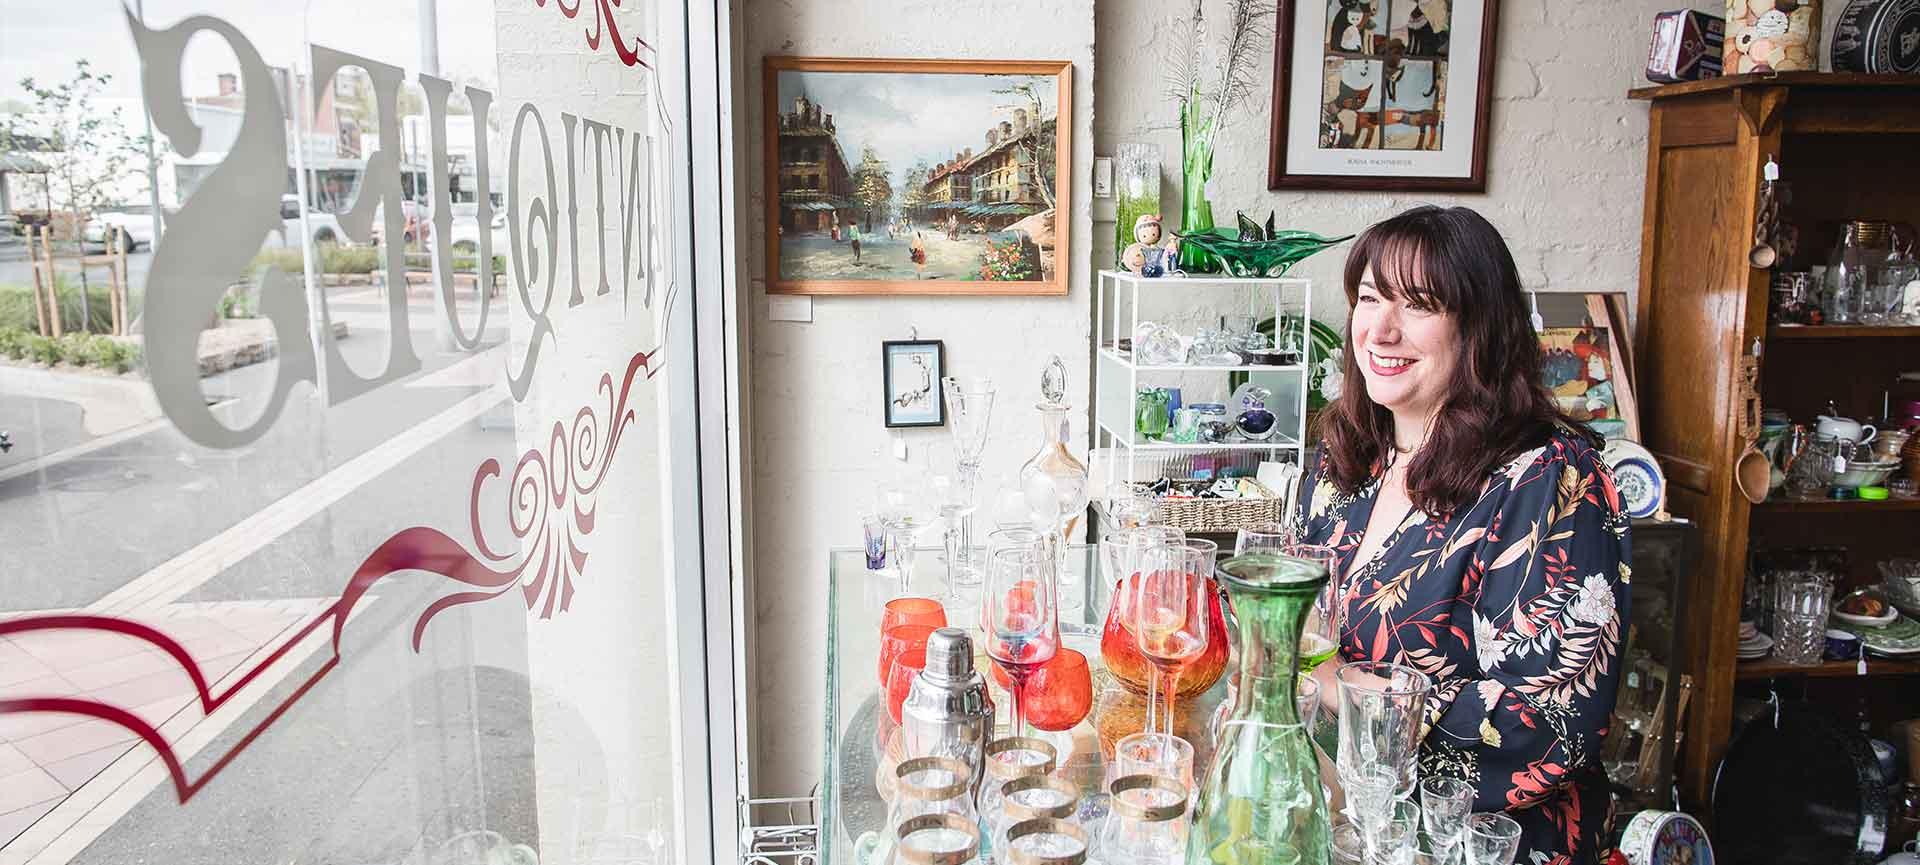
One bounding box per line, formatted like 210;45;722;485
900;627;994;796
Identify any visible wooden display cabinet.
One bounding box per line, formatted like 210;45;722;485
1629;73;1920;811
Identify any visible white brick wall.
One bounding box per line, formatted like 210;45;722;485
742;0;1097;798
742;0;1853;799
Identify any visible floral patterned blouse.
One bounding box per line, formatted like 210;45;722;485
1295;427;1631;865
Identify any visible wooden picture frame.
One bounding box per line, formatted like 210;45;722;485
882;339;946;428
1268;0;1500;191
763;57;1073;295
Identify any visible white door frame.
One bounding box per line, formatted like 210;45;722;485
663;0;750;861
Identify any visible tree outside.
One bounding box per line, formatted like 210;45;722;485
1;59;152;245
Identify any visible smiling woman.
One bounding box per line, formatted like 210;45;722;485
1295;205;1632;865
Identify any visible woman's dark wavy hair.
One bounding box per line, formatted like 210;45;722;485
1318;205;1590;516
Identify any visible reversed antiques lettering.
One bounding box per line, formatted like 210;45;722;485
127;9;666;448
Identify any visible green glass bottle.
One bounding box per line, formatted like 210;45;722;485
1190;553;1332;865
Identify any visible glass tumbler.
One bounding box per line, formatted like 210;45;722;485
894;812;981;865
1004;817;1090;865
988;775;1081;865
1772;573;1831;666
1420;776;1475;864
978;737;1059;833
1336;662;1433;799
1465;812;1523;865
1097;774;1189;865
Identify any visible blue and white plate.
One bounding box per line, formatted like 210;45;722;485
1604;439;1667;520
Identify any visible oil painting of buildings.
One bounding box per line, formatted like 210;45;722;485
765;58;1071;295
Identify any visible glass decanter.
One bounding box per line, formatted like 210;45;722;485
1188;553;1332;865
1018;356;1089;607
1826;220;1890;325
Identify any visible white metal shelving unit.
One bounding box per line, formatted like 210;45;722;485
1093;269;1314;483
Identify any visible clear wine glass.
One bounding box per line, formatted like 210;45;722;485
941;377;995;583
1134;537;1213;737
981;546;1059;737
875;469;935;593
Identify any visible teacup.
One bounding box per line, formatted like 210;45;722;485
1816;414;1876;445
1824;628;1861;661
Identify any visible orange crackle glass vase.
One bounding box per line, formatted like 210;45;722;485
1099;573;1229;698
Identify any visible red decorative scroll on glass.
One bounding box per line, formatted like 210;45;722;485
0;346;662;804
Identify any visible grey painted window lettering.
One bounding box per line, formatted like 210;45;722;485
127;10;318;449
126;10;667;448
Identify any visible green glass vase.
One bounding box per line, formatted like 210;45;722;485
1176;92;1221;274
1190;553;1332;865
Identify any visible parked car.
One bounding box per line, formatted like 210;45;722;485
83;205;161;250
446;203;509;258
264;194;347;249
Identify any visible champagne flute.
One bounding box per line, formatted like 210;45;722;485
927;444;981;587
982;546;1059;737
1135;537;1213;737
941;377;995;583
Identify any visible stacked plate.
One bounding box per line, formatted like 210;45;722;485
1737;620;1773;660
1854;614;1920;658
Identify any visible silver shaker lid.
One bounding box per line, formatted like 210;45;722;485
923;627;975;680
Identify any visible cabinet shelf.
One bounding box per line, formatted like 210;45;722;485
1097;348;1305;374
1767;325;1920;341
1735;657;1920;679
1094;421;1301;451
1750;498;1920;513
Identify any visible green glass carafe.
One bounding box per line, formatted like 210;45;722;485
1189;553;1332;865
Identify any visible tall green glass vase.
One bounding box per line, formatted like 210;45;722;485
1177;92;1221;273
1189;553;1332;865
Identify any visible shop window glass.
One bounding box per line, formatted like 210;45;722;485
0;1;698;862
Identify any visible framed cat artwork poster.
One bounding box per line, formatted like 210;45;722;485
1268;0;1501;191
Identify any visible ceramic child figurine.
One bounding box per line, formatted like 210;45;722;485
1121;214;1181;278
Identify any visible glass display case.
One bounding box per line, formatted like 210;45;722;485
820;546;1227;864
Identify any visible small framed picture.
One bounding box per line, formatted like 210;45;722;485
882;339;946;428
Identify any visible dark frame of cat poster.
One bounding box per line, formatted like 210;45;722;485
1268;0;1500;191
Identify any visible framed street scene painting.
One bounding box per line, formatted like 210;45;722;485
764;57;1073;295
882;340;946;428
1268;0;1499;191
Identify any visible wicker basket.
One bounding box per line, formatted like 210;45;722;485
1155;496;1287;533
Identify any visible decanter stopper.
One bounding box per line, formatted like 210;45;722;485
1040;355;1068;408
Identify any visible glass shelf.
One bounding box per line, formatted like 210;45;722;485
820;546;1228;864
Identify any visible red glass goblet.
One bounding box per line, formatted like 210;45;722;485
1023;648;1093;732
879;623;937;688
885;646;928;725
882;597;948;635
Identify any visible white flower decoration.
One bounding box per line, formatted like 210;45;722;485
1473;612;1506;672
1319;349;1345;401
1569;574;1616;625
